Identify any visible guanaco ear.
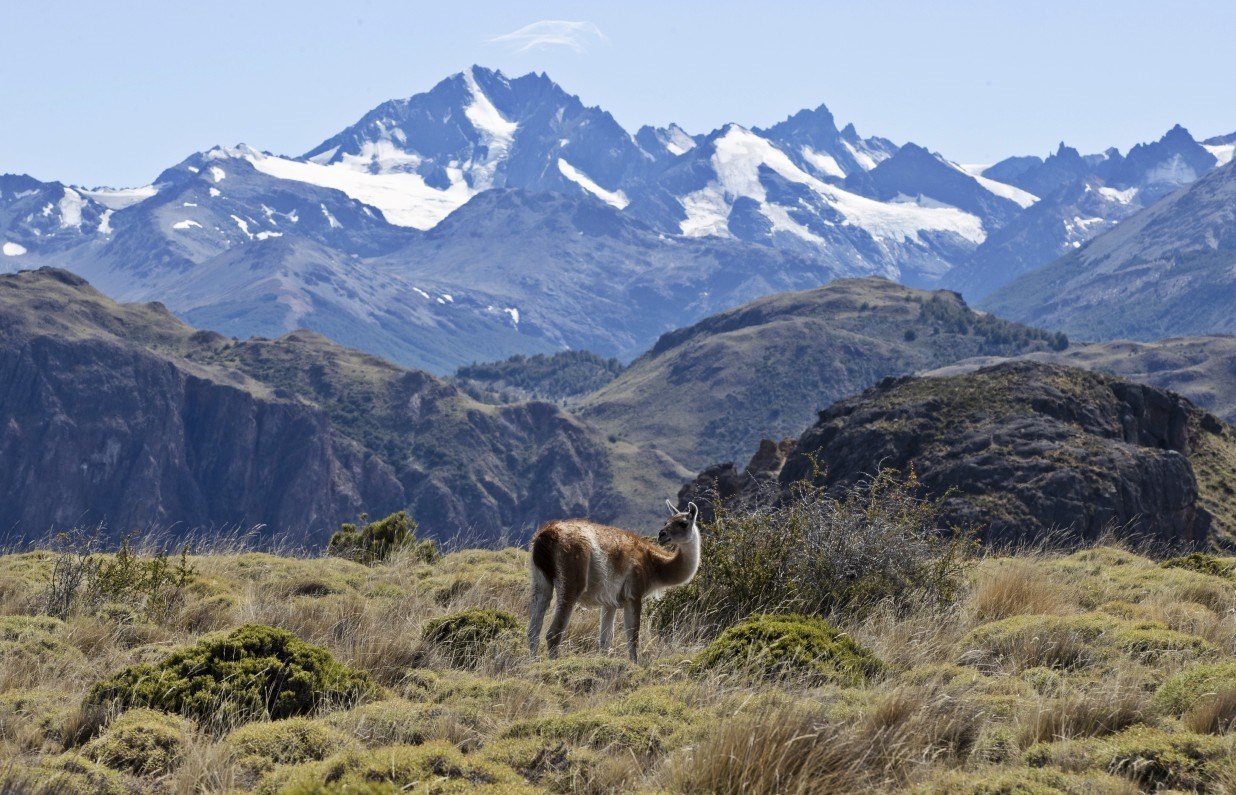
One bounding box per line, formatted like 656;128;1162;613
665;498;678;515
688;502;699;524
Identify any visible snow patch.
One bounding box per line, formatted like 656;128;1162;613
183;202;198;207
320;204;342;229
842;140;879;171
234;147;472;229
98;209;113;235
172;219;202;230
679;126;985;245
801;147;847;179
953;164;1038;208
230;214;253;240
255;231;283;240
1098;186;1139;204
209;187;221;198
557;158;630;209
2;242;27;256
505;307;520;325
441;294;453;302
58;188;84;228
209;166;226;183
663;125;696;156
187;166;200;174
1146;154;1197;185
462;66;518;190
412;287;430;300
1204;143;1235;167
308;145;339;165
81;185;157;210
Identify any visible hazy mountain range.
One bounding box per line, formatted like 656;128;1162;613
4;66;1233;371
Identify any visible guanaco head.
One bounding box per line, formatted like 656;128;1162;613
659;500;700;547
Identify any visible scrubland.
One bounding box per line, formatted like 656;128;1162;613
3;491;1236;794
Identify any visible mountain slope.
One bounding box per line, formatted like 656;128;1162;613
984;159;1236;340
0;267;650;544
579;277;1066;473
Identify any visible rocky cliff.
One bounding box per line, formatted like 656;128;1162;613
0;268;622;545
684;361;1236;548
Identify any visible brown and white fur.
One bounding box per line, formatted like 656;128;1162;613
527;500;701;663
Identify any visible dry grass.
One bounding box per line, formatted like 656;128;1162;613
969;557;1073;623
0;538;1234;793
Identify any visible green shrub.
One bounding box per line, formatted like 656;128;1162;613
421;608;520;668
85;624;376;727
1152;661;1236;716
691;614;885;685
654;468;972;633
225;717;358;776
81;708;192;776
326;511;438;565
1161;552;1234;579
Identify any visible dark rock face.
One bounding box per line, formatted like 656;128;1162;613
0;335;402;543
0;268;620;545
685;361;1229;547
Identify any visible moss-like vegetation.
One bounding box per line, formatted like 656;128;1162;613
692;614;885;684
0;752;128;795
86;623;377;726
1152;661;1236;716
81;708;192;776
528;657;645;695
504;688;703;757
1162;551;1235;579
225;716;358;776
1026;726;1233;791
257;740;542;795
960;613;1216;673
421;608;521;668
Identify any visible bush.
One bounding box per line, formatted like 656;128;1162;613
691;614;885;685
40;529;195;621
85;624;376;727
81;708;192;776
654;468;972;633
422;608;520;668
326;511;438;565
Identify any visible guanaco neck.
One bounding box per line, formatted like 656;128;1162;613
649;527;701;588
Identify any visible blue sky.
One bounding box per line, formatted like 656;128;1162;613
3;0;1234;188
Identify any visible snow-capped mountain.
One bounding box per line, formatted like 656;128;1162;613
944;126;1223;300
3;66;1232;371
0;174;114;256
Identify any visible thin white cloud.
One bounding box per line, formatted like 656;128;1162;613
487;20;606;54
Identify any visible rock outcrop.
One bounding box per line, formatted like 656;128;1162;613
684;361;1236;547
